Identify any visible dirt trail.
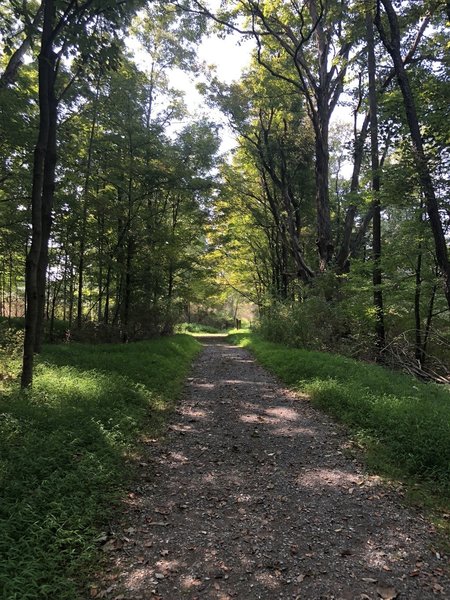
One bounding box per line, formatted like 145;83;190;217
99;337;449;599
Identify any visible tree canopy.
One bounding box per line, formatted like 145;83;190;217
0;0;448;385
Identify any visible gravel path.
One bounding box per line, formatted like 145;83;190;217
98;337;449;600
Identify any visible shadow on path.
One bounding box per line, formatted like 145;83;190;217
100;337;448;599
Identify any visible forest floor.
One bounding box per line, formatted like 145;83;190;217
96;336;449;600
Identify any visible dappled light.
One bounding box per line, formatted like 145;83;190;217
99;338;449;599
296;468;363;489
179;407;209;420
2;0;449;596
192;382;216;390
264;406;299;421
0;335;201;598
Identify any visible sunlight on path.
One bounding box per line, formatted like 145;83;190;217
98;337;448;599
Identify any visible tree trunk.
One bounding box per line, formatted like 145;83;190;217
49;278;61;342
35;57;57;353
68;263;74;329
121;236;134;341
414;240;423;365
0;4;44;89
376;0;450;310
104;264;111;325
97;210;104;322
335;114;370;272
8;252;13;319
314;113;333;270
76;208;87;329
422;280;437;363
367;6;385;355
76;86;99;329
21;0;54;388
62;248;68;321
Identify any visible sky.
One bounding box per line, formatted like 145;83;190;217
129;9;353;167
127;16;254;154
167;31;255;153
165;26;353;158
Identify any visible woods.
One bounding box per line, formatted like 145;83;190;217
202;0;449;374
1;1;220;386
0;2;449;376
0;2;449;597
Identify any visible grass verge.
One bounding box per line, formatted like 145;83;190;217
229;333;450;539
0;334;201;599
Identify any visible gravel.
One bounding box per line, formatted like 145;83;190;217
97;336;449;600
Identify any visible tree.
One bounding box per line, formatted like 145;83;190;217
366;3;386;353
21;0;137;387
207;61;316;294
375;0;450;310
185;0;361;270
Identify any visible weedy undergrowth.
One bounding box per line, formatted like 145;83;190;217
0;334;201;599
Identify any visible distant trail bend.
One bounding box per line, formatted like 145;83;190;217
100;336;449;600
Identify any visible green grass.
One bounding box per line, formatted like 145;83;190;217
0;334;201;599
228;333;450;505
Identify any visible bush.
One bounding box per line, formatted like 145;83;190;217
258;295;375;358
0;321;24;382
176;322;224;334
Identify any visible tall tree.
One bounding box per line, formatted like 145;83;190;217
366;4;386;353
21;0;137;387
375;0;450;310
21;0;56;388
187;0;358;270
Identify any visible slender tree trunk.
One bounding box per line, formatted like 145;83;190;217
414;240;423;365
15;276;19;317
21;0;54;388
46;274;51;320
0;262;4;317
62;248;68;321
376;0;450;310
121;236;134;341
8;252;13;320
422;280;437;363
35;61;57;353
68;263;74;329
335;114;370;272
314;110;333;271
77;210;87;328
258;144;314;283
98;258;103;322
97;210;104;322
104;265;111;325
367;6;386;355
49;279;61;341
76;79;100;329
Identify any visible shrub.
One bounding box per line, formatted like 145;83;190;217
176;322;224;334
